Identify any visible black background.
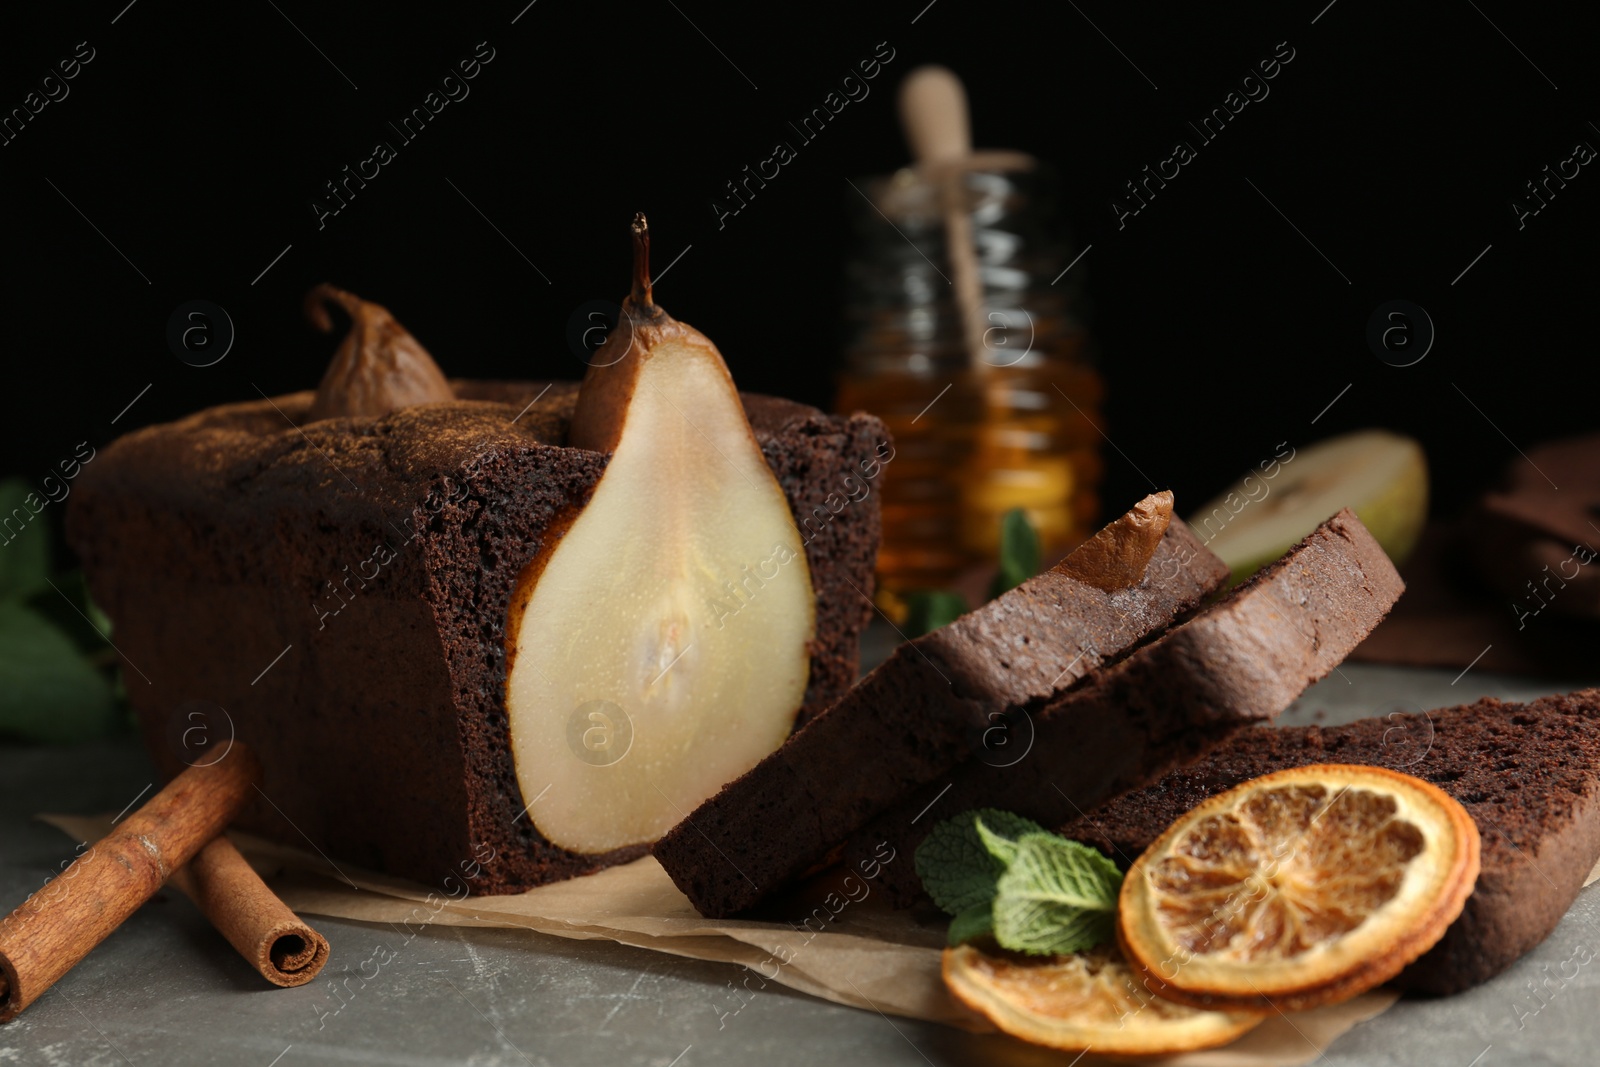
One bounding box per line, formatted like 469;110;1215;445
2;0;1594;546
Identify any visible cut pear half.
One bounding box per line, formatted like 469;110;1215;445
505;216;814;855
1189;429;1427;585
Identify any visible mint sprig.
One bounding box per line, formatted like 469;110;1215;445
989;507;1042;599
916;809;1123;955
902;590;969;638
900;508;1041;638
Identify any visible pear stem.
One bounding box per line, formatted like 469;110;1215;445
630;212;653;308
304;282;365;334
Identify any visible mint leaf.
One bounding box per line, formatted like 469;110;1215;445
974;815;1030;866
915;808;1047;915
992;832;1123;956
989;508;1041;599
903;590;968;638
947;905;994;946
0;603;118;743
0;479;50;603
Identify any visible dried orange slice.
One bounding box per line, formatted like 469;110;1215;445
1118;763;1480;1013
942;943;1263;1055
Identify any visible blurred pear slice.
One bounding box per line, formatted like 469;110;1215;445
504;215;814;855
1190;429;1427;585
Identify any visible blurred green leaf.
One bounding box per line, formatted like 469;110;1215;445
26;569;112;655
902;590;968;638
87;592;113;638
0;479;50;603
0;602;119;743
988;508;1041;599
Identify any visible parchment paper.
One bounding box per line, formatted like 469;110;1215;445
49;814;1592;1065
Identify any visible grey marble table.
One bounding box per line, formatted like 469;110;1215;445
2;661;1597;1067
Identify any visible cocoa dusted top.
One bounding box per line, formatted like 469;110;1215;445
82;380;824;520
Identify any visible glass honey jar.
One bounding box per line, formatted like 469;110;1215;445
836;163;1105;604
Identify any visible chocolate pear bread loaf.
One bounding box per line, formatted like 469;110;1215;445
845;507;1406;906
655;492;1234;918
67;380;886;892
1060;689;1600;995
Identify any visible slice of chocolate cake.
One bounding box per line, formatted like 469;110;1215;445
655;493;1233;918
67;380;886;893
843;507;1406;906
1059;689;1600;995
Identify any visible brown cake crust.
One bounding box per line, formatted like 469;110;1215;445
1059;689;1600;995
68;381;884;893
847;508;1406;906
654;513;1232;918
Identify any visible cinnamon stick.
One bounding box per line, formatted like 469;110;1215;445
168;836;329;987
0;744;261;1021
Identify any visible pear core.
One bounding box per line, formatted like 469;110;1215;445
505;342;815;854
